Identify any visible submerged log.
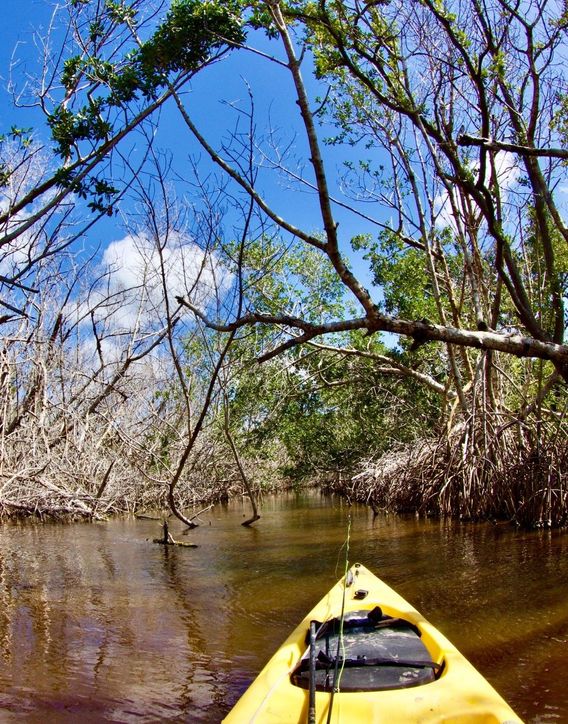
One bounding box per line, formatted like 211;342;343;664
152;520;198;548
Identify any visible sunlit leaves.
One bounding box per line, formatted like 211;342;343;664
48;102;112;157
49;0;245;159
137;0;245;81
230;235;346;324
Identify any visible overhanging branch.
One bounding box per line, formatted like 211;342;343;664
176;295;568;377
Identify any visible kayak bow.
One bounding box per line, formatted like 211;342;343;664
224;563;522;723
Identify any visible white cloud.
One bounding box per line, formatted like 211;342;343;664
104;231;230;325
70;231;230;332
103;231;225;304
66;231;233;375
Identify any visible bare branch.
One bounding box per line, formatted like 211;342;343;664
457;134;568;160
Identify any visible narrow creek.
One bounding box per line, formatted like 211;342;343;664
0;492;566;722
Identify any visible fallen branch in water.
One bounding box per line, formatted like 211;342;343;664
152;520;198;548
182;503;215;531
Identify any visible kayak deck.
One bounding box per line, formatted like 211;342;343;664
224;563;522;723
291;607;438;692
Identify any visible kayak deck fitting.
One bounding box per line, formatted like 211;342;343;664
224;563;522;723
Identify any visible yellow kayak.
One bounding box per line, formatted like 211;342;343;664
224;563;522;723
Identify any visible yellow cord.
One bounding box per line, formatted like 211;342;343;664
326;515;352;724
336;515;351;691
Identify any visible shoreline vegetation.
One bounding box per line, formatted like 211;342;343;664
2;414;566;528
324;425;568;529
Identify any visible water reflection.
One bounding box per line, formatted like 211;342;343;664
0;493;566;722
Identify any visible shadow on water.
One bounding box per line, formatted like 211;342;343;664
0;491;567;722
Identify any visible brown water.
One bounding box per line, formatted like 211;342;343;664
0;492;567;723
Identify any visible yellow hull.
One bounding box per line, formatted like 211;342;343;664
224;563;522;723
